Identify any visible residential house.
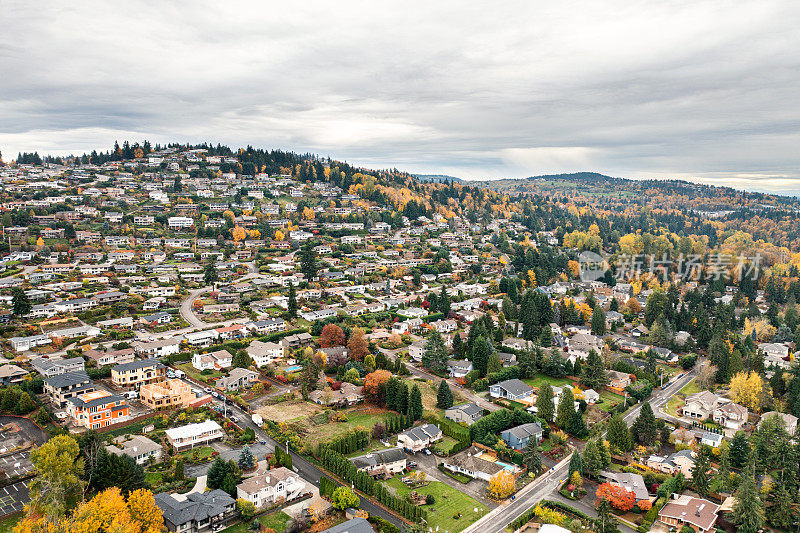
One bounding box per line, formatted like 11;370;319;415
441;445;505;481
133;337;182;358
712;401;748;430
500;423;543;450
309;383;364;406
397;424;442;452
349;448;407;479
444;402;484;425
192;350;233;371
447;360;473;379
247;340;284;367
647;450;697;478
10;334;52;352
489;379;534;403
111;359;166;388
83;348;135;367
165;420;224;451
0;364;29;385
658;495;719;533
236;467;306;508
31;356;84;377
321;518;373;533
155;490;235;533
140;379;198;410
67;389;129;429
606;370;632;389
599;471;650;504
217;368;260;392
682;391;724;420
44;371;95;408
106;435;163;465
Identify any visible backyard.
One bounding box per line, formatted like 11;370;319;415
382;477;486;533
221;510;290;533
305;408;393;446
523;375;573;390
176;362;224;385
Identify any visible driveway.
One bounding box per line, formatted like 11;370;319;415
409;450;495;507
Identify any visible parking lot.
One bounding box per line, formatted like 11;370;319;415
0;480;31;517
0;451;32;478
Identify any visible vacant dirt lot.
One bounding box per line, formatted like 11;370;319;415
256;401;321;423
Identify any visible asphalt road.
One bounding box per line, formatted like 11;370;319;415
462;363;701;533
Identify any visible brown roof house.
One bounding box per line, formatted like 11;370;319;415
309;382;364;407
658;495;719;533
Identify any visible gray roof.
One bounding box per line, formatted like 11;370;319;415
503;422;543;440
155;489;234;527
448;402;483;417
492;378;533;396
350;447;407;470
113;358;164;372
321;517;373;533
106;435;162;459
398;423;442;443
44;370;92;389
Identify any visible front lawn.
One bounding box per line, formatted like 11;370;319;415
176;362;224;385
596;391;626;412
382;477;485;533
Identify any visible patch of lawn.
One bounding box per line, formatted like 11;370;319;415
522;374;572;390
177;362;224;385
383;478;486;533
596;391;626;412
221;510;290;533
0;513;21;533
679;382;700;395
306;408;392;447
179;446;215;462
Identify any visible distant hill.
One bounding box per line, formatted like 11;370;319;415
526;172;617;182
415;174;463;183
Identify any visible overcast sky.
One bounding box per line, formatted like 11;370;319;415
2;1;799;192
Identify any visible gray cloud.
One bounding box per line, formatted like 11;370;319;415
1;0;800;193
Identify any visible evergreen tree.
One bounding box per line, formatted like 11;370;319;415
596;497;620;533
522;439;542;474
591;306;606;336
386;378;400;411
300;241;318;282
536;383;555;422
630;402;657;445
691;446;711;498
581;349;607;390
204;262;218;285
231;350;252;369
555;387;576;429
487;352;502;375
769;484;794;530
436;380;454;409
409;385;423;420
11;287;31;317
238;446;255;471
398;382;409;415
472;336;491;376
606;413;632;452
729;431;751;469
712;442;732;494
732;457;765;533
287;282;297;318
567;409;588;438
207;457;228;490
452;332;463;358
421;329;449;374
568;451;583;477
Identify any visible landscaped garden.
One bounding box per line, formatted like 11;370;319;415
382;477;485;533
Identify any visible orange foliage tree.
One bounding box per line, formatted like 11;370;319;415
347;327;369;362
319;324;346;347
595;482;635;512
363;370;392;403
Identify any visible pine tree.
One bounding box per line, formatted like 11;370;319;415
536;383;555;422
452;332;462;358
204;262;218;285
231;350;252;369
596;497;620;533
11;287;31;317
287;282;297;318
732;457;765;533
436;380;454;409
300;241;318;282
729;431;751;469
591;306;606;335
238;446;255;471
487;352;502;375
398;382;409;415
421;329;449;373
555;387;575;429
606;412;632;452
409;385;423;420
207;457;228;490
692;446;711;498
581;349;607;390
386;378;400;411
568;451;583;477
522;439;542;474
567;409;588;438
631;402;657;445
472;336;491;376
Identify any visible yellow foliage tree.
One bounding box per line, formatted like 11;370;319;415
232;226;246;242
488;470;516;499
302;207;315;220
729;371;763;412
274;230;284;242
36;237;44;247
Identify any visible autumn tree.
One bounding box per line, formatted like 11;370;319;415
28;434;82;521
347;327;369;362
330;487;360;510
232;225;246;242
729;371;763;411
488;470;516;499
363;370;392;404
596;483;635;512
320;324;346;347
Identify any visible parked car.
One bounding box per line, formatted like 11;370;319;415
229;416;239;423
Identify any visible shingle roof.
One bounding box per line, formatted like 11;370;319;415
44;370;92;389
155;489;234;526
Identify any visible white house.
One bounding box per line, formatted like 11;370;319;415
165;420;224;450
236;467;306;508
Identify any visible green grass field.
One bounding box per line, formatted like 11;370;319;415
523;374;573;390
665;381;701;416
383;478;485;533
596;390;626;412
221;510;291;533
305;408;392;447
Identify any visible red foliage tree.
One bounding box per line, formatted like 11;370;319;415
347;327;369;362
595;482;635;512
319;324;346;347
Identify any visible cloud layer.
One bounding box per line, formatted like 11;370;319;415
1;1;799;192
